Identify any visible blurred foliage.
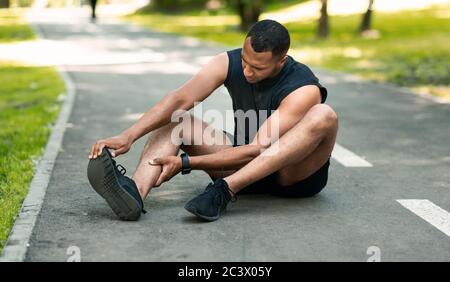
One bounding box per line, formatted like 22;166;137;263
136;0;308;32
0;0;29;7
45;0;69;7
382;52;448;86
0;0;9;8
126;3;450;98
137;0;307;18
284;6;450;90
264;0;308;11
11;0;33;7
148;0;210;12
0;9;35;42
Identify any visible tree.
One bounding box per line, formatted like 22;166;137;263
151;0;209;12
0;0;10;8
359;0;374;33
317;0;329;38
230;0;263;32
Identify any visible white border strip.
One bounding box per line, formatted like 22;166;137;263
331;143;373;167
397;199;450;238
0;11;76;262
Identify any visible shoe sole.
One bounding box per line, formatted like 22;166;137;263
87;149;141;221
184;203;223;222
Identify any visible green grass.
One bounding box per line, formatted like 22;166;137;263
125;12;244;46
0;9;35;43
265;0;309;12
0;63;65;252
125;4;450;100
134;0;307;16
284;6;450;99
0;11;65;252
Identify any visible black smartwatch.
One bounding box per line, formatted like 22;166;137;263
180;153;191;175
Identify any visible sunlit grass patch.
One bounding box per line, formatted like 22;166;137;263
0;9;35;43
0;61;65;252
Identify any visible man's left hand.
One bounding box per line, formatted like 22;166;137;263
149;156;182;187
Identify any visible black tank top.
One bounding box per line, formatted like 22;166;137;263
224;48;328;146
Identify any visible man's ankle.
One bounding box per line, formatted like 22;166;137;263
218;178;237;201
133;180;147;201
138;189;145;201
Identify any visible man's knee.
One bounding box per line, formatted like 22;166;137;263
147;122;178;143
147;113;202;146
305;104;338;134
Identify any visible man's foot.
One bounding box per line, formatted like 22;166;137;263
184;178;237;222
87;148;146;221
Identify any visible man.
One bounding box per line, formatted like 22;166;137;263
89;0;97;21
87;20;338;222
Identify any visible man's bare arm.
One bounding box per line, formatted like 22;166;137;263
89;52;229;158
187;85;322;170
123;52;229;142
189;145;262;170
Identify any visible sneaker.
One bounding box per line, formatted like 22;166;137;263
87;147;146;221
184;178;237;222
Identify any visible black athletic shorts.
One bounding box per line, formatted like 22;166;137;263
220;130;330;198
237;158;330;198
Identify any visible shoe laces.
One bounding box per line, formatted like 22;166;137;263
204;181;237;203
216;179;237;202
111;158;126;175
228;188;237;203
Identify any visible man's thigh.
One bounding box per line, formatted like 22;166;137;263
237;134;334;196
274;126;336;187
179;114;236;179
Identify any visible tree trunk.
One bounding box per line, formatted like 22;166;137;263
0;0;10;8
317;0;329;38
235;0;262;32
359;0;374;33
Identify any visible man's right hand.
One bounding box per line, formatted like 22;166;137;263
89;134;133;159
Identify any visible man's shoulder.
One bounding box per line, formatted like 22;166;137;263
288;55;314;72
228;47;242;53
284;56;319;83
226;48;242;58
271;55;327;105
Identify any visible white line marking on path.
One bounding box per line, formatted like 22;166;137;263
397;199;450;237
331;143;373;167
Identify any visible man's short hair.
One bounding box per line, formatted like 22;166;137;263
246;19;290;57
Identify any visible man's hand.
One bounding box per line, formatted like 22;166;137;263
149;156;182;187
89;134;133;159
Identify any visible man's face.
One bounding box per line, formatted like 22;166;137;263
241;37;287;84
